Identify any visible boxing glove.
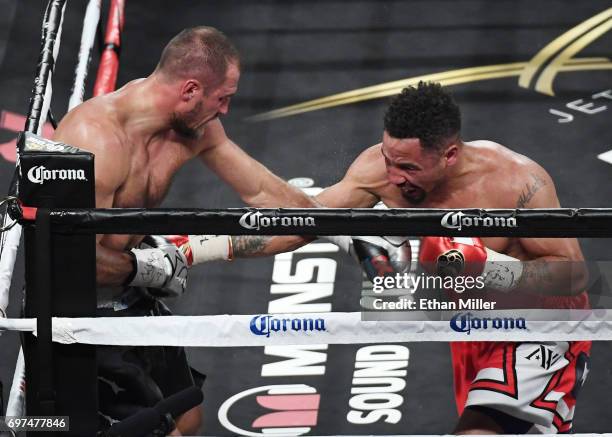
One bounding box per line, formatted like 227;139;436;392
419;236;523;292
127;235;189;297
325;235;412;281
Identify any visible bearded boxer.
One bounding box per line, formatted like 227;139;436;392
214;81;590;434
52;27;315;435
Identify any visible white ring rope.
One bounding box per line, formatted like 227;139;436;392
0;222;19;316
6;348;25;417
0;311;611;346
3;0;67;418
68;0;101;110
1;2;67;316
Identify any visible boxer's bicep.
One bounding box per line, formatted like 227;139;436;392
512;167;588;294
514;167;559;209
55;124;127;249
199;120;256;196
200;137;259;195
517;168;584;261
93;151;129;281
200;138;314;207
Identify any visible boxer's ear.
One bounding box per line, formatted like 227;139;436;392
180;79;202;101
444;144;459;166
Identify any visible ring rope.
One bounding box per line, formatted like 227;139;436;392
92;0;124;96
67;0;101;110
6;349;25;417
1;311;611;345
0;197;19;232
13;206;612;237
3;0;67;418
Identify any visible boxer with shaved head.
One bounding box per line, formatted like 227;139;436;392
53;26;316;435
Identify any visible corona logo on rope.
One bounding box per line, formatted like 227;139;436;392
441;211;518;231
26;165;87;184
450;312;527;335
218;384;320;437
239;211;316;231
250;315;326;337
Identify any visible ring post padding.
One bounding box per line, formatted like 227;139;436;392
20;134;97;436
34;207;55;421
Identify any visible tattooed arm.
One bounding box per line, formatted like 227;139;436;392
230;235;315;257
516;172;548;208
228;195;326;257
512;167;588;295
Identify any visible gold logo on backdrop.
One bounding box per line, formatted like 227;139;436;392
249;8;612;122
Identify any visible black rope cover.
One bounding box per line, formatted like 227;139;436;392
19;207;612;237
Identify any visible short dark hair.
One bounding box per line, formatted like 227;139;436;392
384;82;461;151
156;26;240;86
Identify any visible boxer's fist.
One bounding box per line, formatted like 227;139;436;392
419;237;487;278
128;235;189;297
351;236;412;282
163;235;194;266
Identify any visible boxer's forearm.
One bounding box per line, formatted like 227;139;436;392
514;257;588;296
230;235;315;257
96;243;134;286
245;174;317;208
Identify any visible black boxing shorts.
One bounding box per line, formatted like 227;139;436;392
96;294;205;429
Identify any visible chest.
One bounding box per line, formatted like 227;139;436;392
378;184;524;256
113;142;194;208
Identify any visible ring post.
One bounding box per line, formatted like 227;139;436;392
19;133;97;436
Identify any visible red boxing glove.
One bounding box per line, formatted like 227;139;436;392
419;237;487;278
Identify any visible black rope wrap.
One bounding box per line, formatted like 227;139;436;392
8;0;66;201
24;207;612;237
25;0;66;135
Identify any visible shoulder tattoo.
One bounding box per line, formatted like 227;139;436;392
516;173;547;208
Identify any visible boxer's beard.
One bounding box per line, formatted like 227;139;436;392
171;102;204;140
398;183;426;204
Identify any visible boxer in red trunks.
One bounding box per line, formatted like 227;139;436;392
216;81;591;433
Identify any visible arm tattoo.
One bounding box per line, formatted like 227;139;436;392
516;173;547;208
231;235;271;257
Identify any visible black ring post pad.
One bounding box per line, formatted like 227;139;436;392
20;133;98;436
34;206;55;418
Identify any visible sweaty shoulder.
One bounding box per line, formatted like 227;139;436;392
54;98;121;152
53;97;130;197
345;143;388;189
467;140;557;208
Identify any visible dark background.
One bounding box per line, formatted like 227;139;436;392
0;1;611;434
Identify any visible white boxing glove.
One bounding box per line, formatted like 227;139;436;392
127;235;189;297
325;235;412;280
